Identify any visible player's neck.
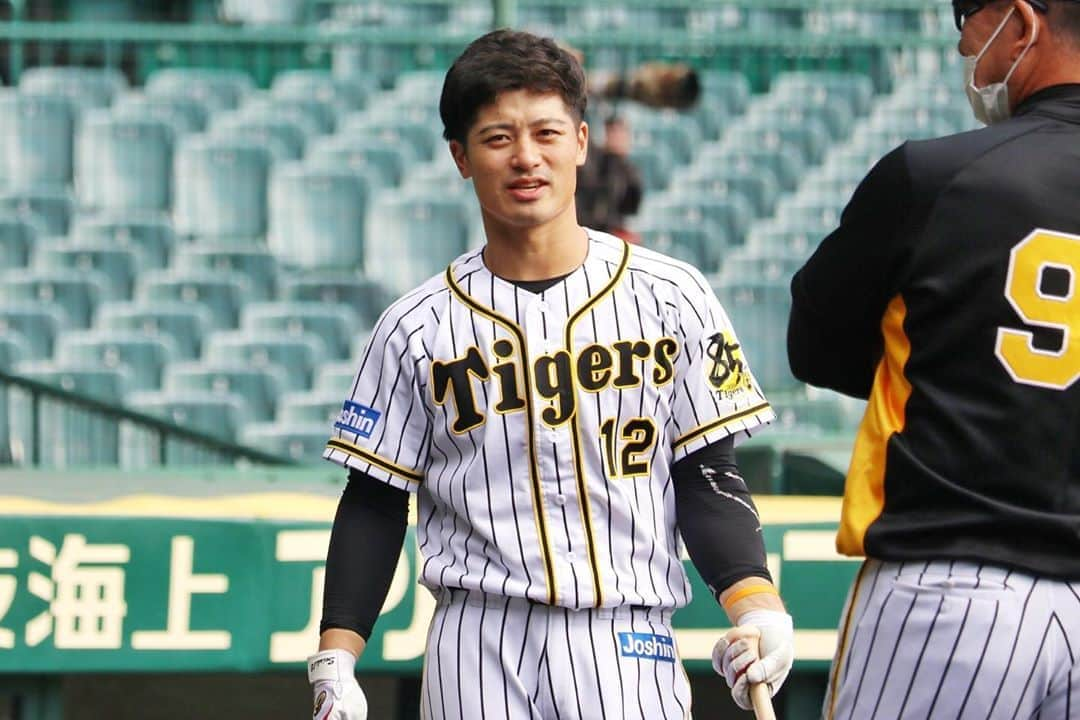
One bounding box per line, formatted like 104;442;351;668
481;212;588;282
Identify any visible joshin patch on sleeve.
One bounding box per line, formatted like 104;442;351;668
334;400;382;439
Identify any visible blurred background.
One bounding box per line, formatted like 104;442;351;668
0;0;973;717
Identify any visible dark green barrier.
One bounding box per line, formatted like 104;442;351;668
0;496;857;674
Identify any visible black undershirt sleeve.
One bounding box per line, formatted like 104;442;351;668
673;436;772;599
319;469;410;640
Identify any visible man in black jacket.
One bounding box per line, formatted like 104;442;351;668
788;1;1080;717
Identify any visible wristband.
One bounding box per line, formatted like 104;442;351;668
308;648;357;684
721;583;779;613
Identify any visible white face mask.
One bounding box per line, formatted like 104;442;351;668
962;6;1039;125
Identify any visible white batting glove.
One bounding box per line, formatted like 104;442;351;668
308;648;368;720
712;609;794;710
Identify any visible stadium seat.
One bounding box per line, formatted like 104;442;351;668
338;115;438;163
390;70;448;104
163;361;285;418
0;334;27;461
0;216;35;268
0;303;68;359
170;242;278;301
722;117;832;166
112;93;211;135
769;389;864;434
770;72;876;117
314;361;358;396
70;212;174;269
8;364;129;466
639;193;754;264
19;66;124;110
240;96;334;137
0;269;107;328
277;391;342;424
694;145;807;194
145;68;254;112
0;92;75;188
686;95;734;143
136;269;251;330
56;330;178;391
241;301;361;360
96;301;213;360
626;111;703;166
775;192;846;230
712;278;799;393
278;273;389;329
715;247;807;283
0;187;75;236
306;135;409;191
121;390;247;467
34;239;139;300
220;0;308;25
697;71;752;115
626;146;673;192
271;69;370;114
240;422;330;463
634;222;718;271
672;165;781;218
203;330;327;391
748;95;856;142
744;218;834;256
268;164;368;270
173;135;273;239
211;112;307;162
365;194;471;294
75;111;174;211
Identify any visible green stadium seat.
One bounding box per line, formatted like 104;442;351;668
769;389;865;435
241;301;361;361
0;92;75;188
34;239;139;300
723;116;832;166
9;363;128;466
70;212;173;269
307;135;410;191
0;216;36;268
364;194;471;293
278;273;389;329
0;269;107;328
170;242;279;301
145;68;254;112
639;192;754;261
314;361;358;396
240;422;330;463
19;66;124;110
400;161;472;197
56;329;178;391
137;269;251;330
626;146;673;192
694;145;806;194
390;70;448;103
0;334;27;462
212;113;307;161
277;392;342;424
163;361;285;418
268;164;369;270
770;72;876;117
712;277;799;393
672;165;781;218
0;303;68;359
697;71;751;115
634;221;718;271
0;187;75;235
271;69;370;114
75;111;174;211
203;330;327;391
339;115;438;163
715;247;807;284
173;135;272;239
113;93;210;135
240;96;334;137
686;96;734;143
121;390;247;467
775;192;846;230
742;7;803;31
748;95;856;142
819;146;880;184
220;0;308;25
96;301;213;360
626;111;703;166
744;218;833;256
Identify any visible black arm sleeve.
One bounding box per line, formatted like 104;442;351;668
788;145;912;398
319;469;410;640
674;436;772;598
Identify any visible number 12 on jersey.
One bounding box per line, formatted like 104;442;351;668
600;417;658;479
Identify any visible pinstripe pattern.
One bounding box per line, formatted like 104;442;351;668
824;559;1080;719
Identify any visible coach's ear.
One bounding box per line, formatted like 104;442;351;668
449;140;472;180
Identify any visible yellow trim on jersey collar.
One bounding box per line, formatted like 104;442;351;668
673;401;772;450
443;264;559;607
326;438;423;483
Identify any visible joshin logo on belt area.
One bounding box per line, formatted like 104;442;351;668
618;632;675;662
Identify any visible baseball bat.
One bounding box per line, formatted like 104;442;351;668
749;681;776;720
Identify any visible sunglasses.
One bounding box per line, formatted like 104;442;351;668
952;0;1048;30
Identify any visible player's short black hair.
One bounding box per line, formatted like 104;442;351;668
439;29;587;145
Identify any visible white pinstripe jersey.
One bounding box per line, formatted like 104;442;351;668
324;230;774;610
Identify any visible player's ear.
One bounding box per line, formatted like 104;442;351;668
1011;0;1040;56
576;121;589;167
449;140;472;179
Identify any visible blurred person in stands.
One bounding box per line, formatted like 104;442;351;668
576;113;644;243
788;0;1080;717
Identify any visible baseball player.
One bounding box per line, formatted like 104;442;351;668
308;29;794;719
788;1;1080;717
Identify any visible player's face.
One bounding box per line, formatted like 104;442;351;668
450;89;588;233
957;0;1024;86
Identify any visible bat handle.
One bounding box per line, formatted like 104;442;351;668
749;681;776;720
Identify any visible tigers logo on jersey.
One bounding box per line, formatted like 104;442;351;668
705;331;751;397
